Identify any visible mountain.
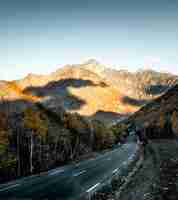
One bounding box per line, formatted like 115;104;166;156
81;62;178;101
111;84;178;200
1;61;177;122
13;63;144;121
132;84;178;138
15;66;125;120
16;73;50;90
79;59;106;76
113;84;178;139
103;69;178;100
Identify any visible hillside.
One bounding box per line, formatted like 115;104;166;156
113;84;178;139
112;84;178;200
131;84;178;138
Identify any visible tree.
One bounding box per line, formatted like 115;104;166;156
63;113;91;160
0;112;11;182
111;123;128;143
23;108;48;174
0;112;9;155
92;120;116;150
171;111;178;136
0;90;8;101
0;90;10;115
158;113;166;129
0;90;10;154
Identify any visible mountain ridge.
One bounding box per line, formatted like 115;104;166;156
1;60;177;121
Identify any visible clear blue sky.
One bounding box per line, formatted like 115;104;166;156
1;0;178;80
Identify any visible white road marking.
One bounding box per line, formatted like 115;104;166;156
113;169;118;173
128;155;134;161
49;169;65;176
86;183;100;193
75;163;80;167
73;170;86;177
123;161;127;165
0;183;20;192
107;158;111;161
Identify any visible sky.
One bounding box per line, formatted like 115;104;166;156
1;0;178;80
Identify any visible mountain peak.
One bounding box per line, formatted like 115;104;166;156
83;59;100;66
80;59;106;76
26;73;35;78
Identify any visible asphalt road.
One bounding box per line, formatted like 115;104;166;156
0;142;138;200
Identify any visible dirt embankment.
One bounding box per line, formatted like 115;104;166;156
119;139;178;200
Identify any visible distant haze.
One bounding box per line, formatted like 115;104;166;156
1;0;178;80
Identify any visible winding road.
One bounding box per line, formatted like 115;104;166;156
0;142;138;200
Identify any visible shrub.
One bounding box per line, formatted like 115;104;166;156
92;120;116;150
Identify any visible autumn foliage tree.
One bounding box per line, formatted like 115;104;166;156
158;113;166;129
111;123;128;143
0;90;10;157
171;111;178;136
23;107;49;174
62;112;90;159
0;112;9;155
92;120;116;150
0;112;16;183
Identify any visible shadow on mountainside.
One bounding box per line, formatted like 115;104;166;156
23;78;104;96
22;78;108;111
90;110;128;123
0;78;126;119
1;79;174;121
145;84;172;96
121;84;174;107
121;96;148;107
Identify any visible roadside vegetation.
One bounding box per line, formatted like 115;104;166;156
113;84;178;140
0;101;126;184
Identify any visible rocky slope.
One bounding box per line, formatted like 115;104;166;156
112;83;178;142
128;84;178;138
103;69;178;100
82;60;178;102
13;60;177;121
0;61;177;123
